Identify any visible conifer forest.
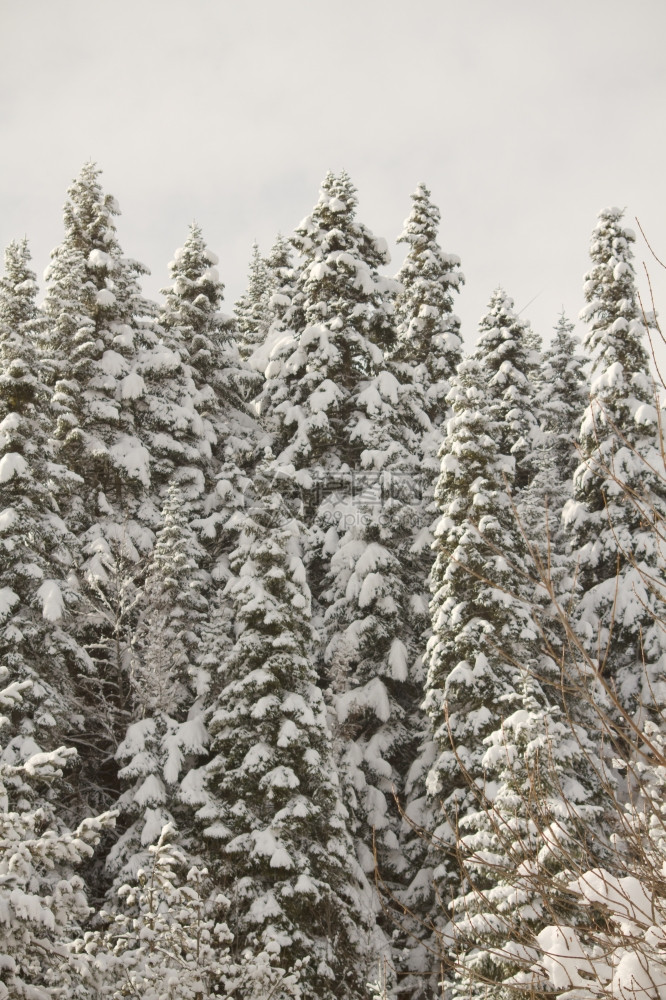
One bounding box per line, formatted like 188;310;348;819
2;162;666;1000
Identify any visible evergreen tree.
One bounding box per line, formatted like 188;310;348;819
0;669;114;999
42;164;157;809
251;233;300;378
264;233;298;336
82;825;305;999
422;357;539;993
107;483;209;882
197;482;378;1000
472;289;542;491
160;224;260;561
537;313;589;485
389;187;465;967
320;458;425;881
393;182;464;439
564;206;666;716
235;240;271;362
133;228;224;510
260;170;400;474
450;672;612;1000
260;175;431;974
43;162;154;528
131;482;208;712
520;314;588;585
161;223;258;409
0;239;91;812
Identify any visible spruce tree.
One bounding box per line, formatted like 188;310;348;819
389;187;465;967
0;239;91;814
134;229;223;510
161;223;257;408
260;176;432;978
107;483;209;882
423;357;539;993
393;182;464;438
43;162;154;527
449;672;612;1000
537;313;589;485
235;240;271;362
264;234;298;335
42;164;157;808
160;224;260;558
260;170;399;474
197;482;377;1000
472;289;542;491
564;206;666;716
81;825;305;999
0;669;115;999
519;314;589;582
252;233;299;378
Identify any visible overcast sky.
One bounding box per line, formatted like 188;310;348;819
1;0;665;360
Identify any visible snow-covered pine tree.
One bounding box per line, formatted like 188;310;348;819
537;313;589;486
0;238;48;341
422;356;540;995
387;186;465;971
265;233;298;333
514;315;589;645
249;232;300;378
130;228;224;512
393;182;464;442
563;206;666;717
449;671;612;1000
82;824;304;1000
260;175;434;979
106;482;209;883
0;239;92;815
472;289;542;491
41;164;157;810
319;458;424;878
235;240;271;362
0;669;115;999
259;170;399;476
43;162;154;528
266;171;433;877
518;314;589;580
159;224;260;566
197;480;377;1000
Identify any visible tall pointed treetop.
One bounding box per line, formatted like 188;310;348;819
564;207;665;714
263;170;400;471
394;182;464;417
473;288;542;489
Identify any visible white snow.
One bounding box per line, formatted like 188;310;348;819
37;580;65;621
0;507;17;532
388;638;409;681
0;587;19;619
88;249;112;269
134;774;166;807
96;288;116;307
120;372;145;399
0;452;28;482
269;847;293;869
336;677;391;724
358;571;385;608
109;436;151;488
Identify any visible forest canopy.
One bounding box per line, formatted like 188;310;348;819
0;164;664;1000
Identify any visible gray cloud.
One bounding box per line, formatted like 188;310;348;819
1;0;665;356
